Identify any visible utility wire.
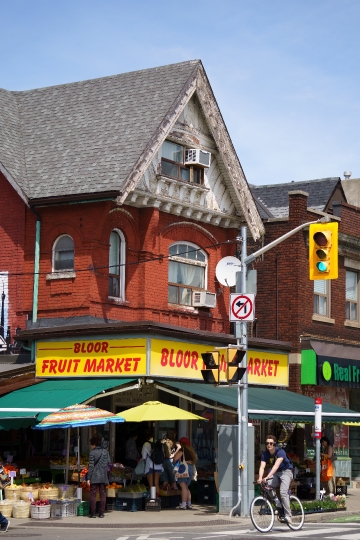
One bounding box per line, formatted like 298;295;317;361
0;239;238;277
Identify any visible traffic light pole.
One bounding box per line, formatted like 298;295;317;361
230;216;328;517
240;226;249;517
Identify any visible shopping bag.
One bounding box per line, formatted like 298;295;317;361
134;459;145;476
320;455;333;482
174;455;189;479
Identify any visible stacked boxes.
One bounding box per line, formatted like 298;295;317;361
197;479;216;505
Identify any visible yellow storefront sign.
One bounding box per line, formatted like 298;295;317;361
36;338;147;377
150;338;211;379
150;340;288;385
247;350;288;386
35;337;288;386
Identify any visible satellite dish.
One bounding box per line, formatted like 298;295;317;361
215;256;241;287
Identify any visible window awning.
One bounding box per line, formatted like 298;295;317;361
160;381;360;423
0;378;136;430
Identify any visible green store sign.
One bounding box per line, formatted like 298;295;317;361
301;349;360;388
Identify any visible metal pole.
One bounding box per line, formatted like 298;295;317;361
316;438;321;499
240;226;249;517
65;427;70;484
229;270;242;518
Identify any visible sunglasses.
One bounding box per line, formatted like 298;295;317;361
266;441;274;445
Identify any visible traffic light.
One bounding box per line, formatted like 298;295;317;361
226;348;247;383
201;351;220;384
309;222;338;280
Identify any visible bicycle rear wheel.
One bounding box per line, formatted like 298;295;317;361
250;496;274;533
287;495;305;530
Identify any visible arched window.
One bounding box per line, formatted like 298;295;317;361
53;235;74;272
168;242;207;306
108;229;126;299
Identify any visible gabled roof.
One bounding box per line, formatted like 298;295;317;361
251;177;342;218
0;60;264;240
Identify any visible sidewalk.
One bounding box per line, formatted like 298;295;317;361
9;487;360;529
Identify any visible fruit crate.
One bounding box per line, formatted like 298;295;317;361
115;497;143;512
30;504;51;519
77;501;90;516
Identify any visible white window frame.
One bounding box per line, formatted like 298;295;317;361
344;259;360;327
346;269;358;322
108;229;126;301
168;241;207;306
313;279;334;323
52;234;75;273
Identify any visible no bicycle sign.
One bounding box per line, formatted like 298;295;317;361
229;293;255;321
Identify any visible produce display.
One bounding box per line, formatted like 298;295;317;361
31;499;50;506
50;456;88;469
122;483;147;493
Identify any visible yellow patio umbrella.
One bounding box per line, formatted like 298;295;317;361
116;401;207;422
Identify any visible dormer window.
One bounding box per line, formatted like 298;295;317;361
161;141;204;185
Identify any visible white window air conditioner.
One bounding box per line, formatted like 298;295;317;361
192;291;216;308
185;149;211;168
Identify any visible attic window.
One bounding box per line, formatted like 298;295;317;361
161;141;203;185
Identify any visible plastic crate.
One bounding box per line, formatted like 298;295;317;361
144;497;161;512
116;491;147;499
49;498;80;518
197;479;217;495
198;492;216;505
160;494;181;508
106;497;115;512
115;497;143;512
336;486;347;495
77;501;90;516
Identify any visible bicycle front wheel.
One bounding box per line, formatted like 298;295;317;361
287;495;305;530
250;496;274;533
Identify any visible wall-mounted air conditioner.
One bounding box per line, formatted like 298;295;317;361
185;149;211;168
192;291;216;308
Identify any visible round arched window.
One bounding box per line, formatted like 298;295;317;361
53;235;74;272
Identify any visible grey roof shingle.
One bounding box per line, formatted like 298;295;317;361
1;61;200;200
250;178;341;218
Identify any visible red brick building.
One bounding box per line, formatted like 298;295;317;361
251;178;360;477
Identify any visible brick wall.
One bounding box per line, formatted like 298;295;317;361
0;172;29;332
251;191;360;353
20;200;238;333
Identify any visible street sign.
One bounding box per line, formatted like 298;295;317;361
314;397;322;439
229;293;255;321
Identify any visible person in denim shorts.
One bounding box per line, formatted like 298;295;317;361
172;437;197;510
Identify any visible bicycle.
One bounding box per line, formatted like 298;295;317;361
250;480;305;533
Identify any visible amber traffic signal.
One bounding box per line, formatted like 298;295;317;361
201;352;220;384
309;222;338;280
226;348;247;383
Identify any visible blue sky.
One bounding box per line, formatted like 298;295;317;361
1;0;360;185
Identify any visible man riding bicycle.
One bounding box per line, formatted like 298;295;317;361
257;434;293;524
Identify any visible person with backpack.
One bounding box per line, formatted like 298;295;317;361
257;434;294;525
141;430;164;497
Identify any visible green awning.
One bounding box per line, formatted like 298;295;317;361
161;381;360;423
0;378;135;430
